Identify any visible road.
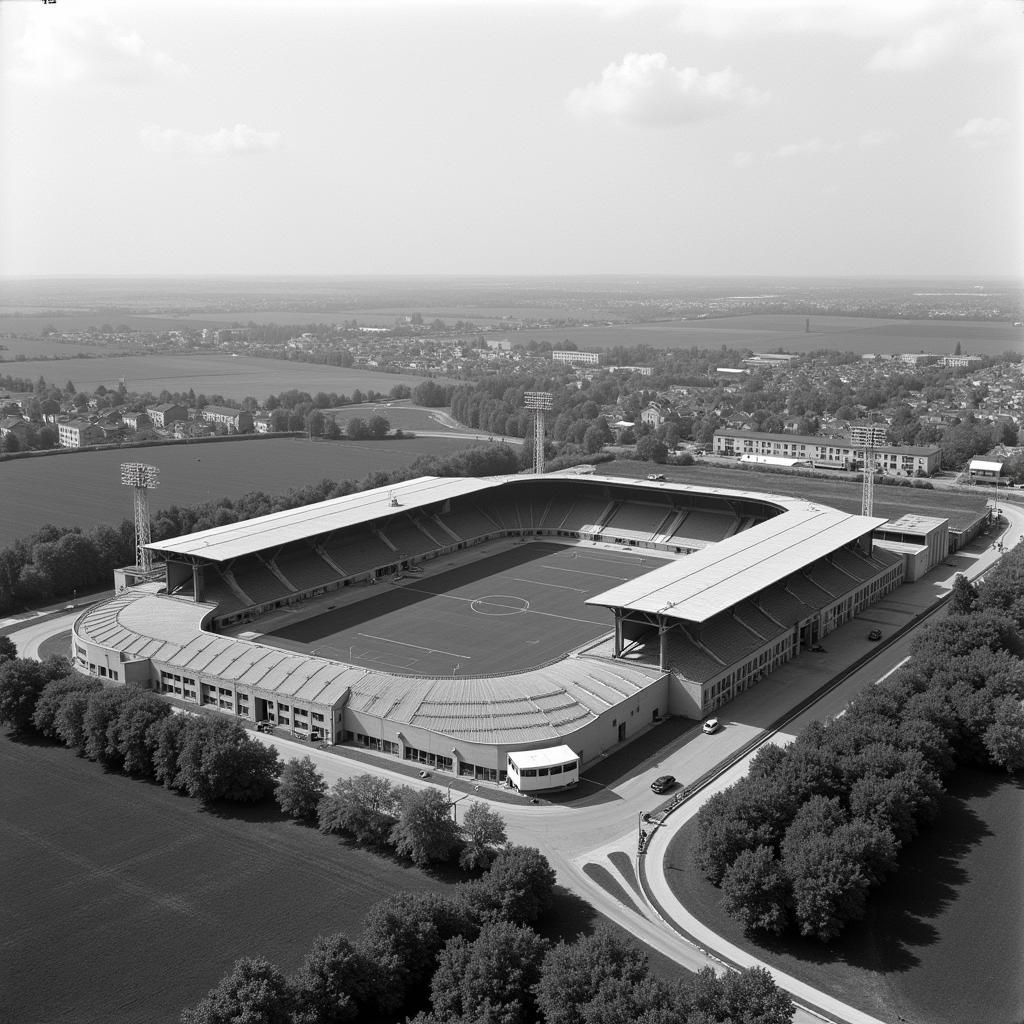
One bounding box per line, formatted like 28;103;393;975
5;503;1020;1024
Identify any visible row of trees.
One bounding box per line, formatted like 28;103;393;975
694;550;1024;941
0;652;284;801
184;861;794;1024
0;442;522;614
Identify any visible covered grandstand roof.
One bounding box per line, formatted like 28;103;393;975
587;508;886;623
146;476;499;562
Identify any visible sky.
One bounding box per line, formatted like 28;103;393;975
0;0;1021;278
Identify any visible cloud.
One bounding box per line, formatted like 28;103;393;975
7;12;188;87
732;151;754;169
737;131;893;166
867;2;1022;71
566;53;767;126
953;117;1011;150
140;124;283;156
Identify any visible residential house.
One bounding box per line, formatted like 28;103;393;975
147;403;187;428
201;406;253;432
58;418;106;448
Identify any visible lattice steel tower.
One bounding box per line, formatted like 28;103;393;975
849;424;887;517
524;391;553;475
121;463;160;572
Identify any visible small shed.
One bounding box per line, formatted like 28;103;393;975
507;745;580;794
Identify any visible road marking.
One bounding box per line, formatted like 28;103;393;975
356;632;472;660
876;656;910;685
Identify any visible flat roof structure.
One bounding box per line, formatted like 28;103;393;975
147;476;497;562
969;459;1004;473
881;514;948;534
587;508;885;623
507;745;579;769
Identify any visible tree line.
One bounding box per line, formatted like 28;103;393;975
0;442;521;615
693;549;1024;942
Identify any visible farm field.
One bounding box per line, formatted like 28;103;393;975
0;435;476;547
663;767;1024;1024
0;352;456;402
600;461;989;533
258;542;667;676
511;315;1022;358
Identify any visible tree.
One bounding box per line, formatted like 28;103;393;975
176;716;282;802
424;921;548;1024
276;756;327;820
467;845;556;925
0;635;16;661
983;697;1024;772
147;713;190;789
367;414;389;439
317;774;399;845
534;925;652;1024
635;436;668;463
458;801;507;871
82;688;127;765
683;966;794;1024
719;845;790;935
1;433;21;454
109;691;171;776
389;787;461;866
359;892;476;1014
31;674;101;737
949;573;978;616
345;417;368;440
290;933;377;1024
180;956;293;1024
0;658;50;733
54;689;94;754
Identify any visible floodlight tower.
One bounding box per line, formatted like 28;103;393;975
121;463;159;572
850;424;887;517
523;391;553;475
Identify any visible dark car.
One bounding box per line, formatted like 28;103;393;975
868;629;882;641
650;774;676;794
255;720;274;732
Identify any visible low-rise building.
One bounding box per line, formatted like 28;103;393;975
58;418;106;448
147;403;187;427
202;406;254;432
713;428;941;475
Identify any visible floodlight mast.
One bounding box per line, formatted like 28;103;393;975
849;424;887;517
523;391;553;475
121;463;159;571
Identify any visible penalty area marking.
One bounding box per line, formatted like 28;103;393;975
356;632;473;660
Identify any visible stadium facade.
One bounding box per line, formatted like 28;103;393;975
73;474;905;784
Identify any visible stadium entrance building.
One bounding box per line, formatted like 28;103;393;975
73;474;908;779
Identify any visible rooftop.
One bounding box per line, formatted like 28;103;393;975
587;508;885;622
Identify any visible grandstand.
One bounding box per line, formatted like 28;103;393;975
73;473;910;783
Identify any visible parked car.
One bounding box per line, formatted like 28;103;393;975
647;473;666;481
702;718;720;734
868;629;882;641
650;774;676;794
255;720;274;733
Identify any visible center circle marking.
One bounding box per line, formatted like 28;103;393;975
470;595;530;616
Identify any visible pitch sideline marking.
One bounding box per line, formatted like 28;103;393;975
356;632;473;660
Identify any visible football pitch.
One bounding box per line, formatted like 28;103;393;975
260;542;668;675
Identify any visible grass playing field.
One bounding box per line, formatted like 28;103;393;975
0;435;475;548
260;542;668;675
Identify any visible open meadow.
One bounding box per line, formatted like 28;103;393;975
0;352;456;403
663;768;1024;1024
511;315;1022;358
0;435;475;547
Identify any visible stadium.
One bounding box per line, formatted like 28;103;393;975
72;473;906;790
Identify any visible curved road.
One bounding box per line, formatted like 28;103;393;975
6;500;1020;1024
